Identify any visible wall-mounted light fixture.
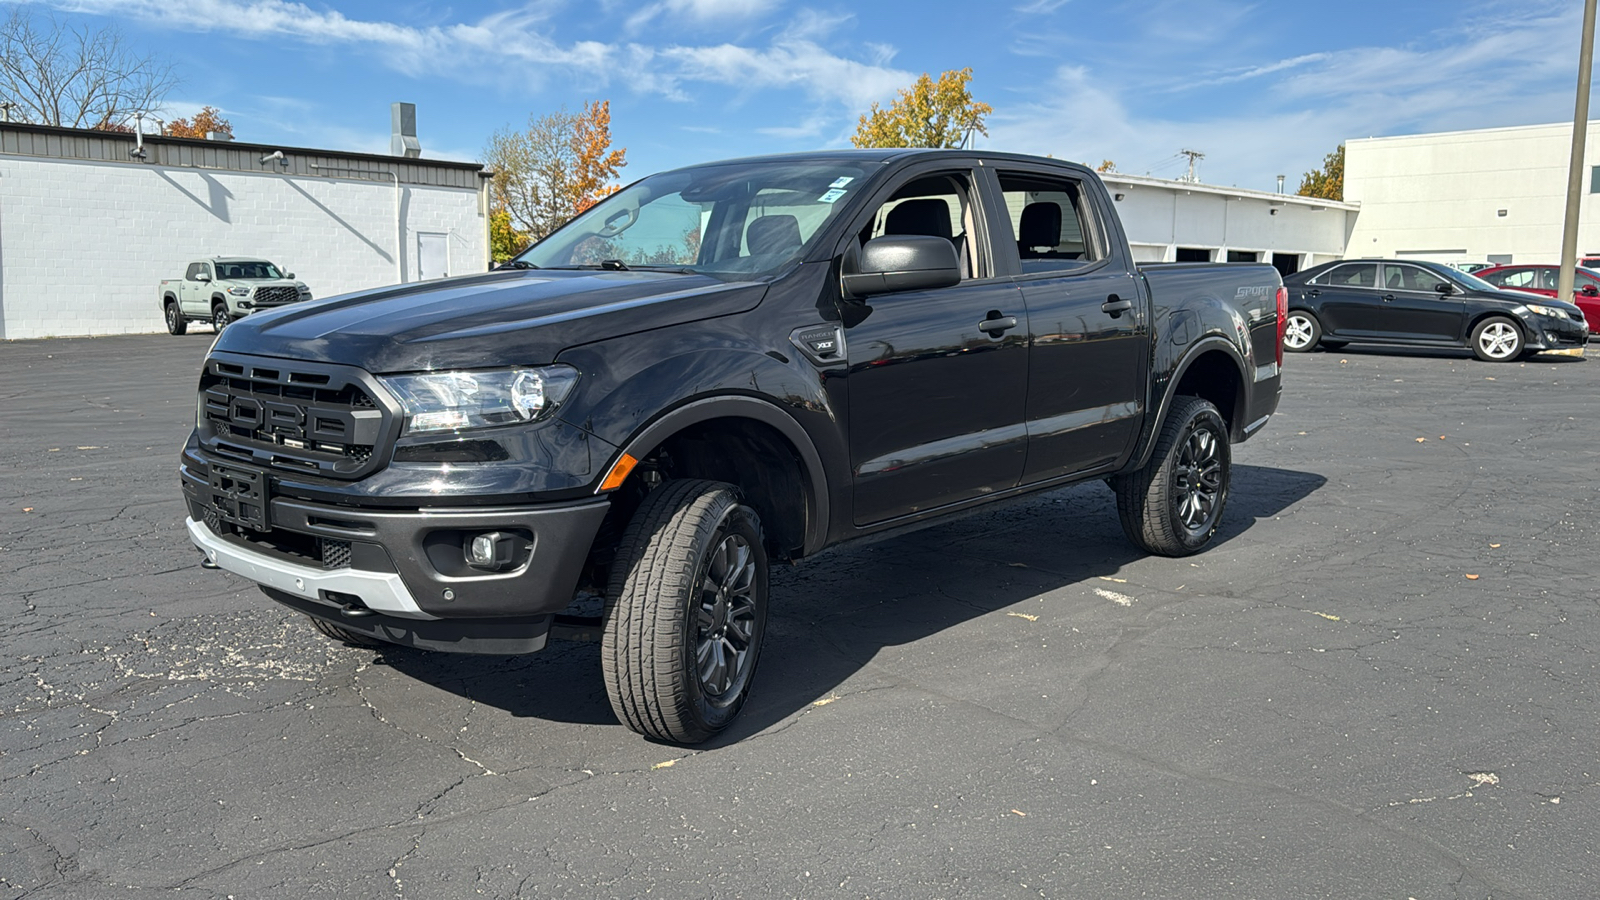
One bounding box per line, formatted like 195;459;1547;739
260;150;289;168
1113;193;1125;201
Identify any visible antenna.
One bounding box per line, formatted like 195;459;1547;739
1178;149;1205;183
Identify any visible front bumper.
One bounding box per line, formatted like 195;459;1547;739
1526;315;1589;351
182;479;611;621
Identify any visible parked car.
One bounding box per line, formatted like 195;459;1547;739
1449;262;1494;274
1281;259;1587;361
1475;264;1600;332
158;257;312;334
180;149;1285;744
1579;256;1600;269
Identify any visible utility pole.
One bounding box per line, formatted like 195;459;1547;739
1179;149;1204;183
1557;0;1597;304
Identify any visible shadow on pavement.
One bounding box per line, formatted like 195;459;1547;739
373;464;1328;742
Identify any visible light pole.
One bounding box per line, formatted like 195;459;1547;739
1556;0;1597;304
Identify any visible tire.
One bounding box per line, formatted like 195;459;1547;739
164;301;187;335
603;479;769;744
307;615;384;647
1111;395;1231;557
1282;310;1320;352
1470;316;1522;362
212;303;232;331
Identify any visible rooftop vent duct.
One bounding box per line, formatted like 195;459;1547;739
391;102;420;158
207;131;233;142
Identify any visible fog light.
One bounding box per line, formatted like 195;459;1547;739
465;531;516;570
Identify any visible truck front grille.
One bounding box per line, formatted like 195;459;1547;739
255;286;300;306
197;353;397;479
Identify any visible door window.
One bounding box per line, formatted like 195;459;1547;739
1535;268;1562;291
1312;263;1377;288
1494;268;1535;289
1381;264;1449;292
997;172;1099;273
185;263;206;281
859;173;982;280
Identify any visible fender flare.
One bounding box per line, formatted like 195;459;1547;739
1129;336;1251;471
605;395;831;556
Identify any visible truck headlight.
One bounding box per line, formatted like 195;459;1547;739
227;286;251;297
1525;304;1568;320
379;366;579;435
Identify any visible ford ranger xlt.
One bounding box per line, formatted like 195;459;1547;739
181;150;1285;743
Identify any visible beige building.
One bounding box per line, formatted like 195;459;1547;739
1345;121;1600;267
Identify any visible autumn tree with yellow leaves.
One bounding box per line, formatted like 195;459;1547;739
1297;144;1344;201
851;68;993;150
484;100;627;261
164;106;232;139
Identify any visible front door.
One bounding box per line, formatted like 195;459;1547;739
1376;263;1465;341
844;167;1030;525
181;262;212;316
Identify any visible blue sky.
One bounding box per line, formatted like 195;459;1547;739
11;0;1595;191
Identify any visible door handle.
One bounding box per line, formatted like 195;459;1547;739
1102;295;1134;317
1381;294;1395;302
1306;289;1320;298
978;313;1018;336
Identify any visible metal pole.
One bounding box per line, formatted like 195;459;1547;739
1557;0;1597;304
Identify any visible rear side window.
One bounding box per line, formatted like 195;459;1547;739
997;172;1100;273
1312;263;1377;287
1494;268;1536;289
1381;264;1449;292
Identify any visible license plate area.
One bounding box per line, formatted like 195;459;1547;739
209;463;270;531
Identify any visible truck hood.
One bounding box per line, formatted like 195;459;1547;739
210;269;768;372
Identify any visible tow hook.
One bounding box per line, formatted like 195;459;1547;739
199;552;220;570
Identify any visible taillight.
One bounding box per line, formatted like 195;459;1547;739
1275;286;1288;367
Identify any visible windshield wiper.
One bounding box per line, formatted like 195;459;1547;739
496;260;539;270
600;259;630;271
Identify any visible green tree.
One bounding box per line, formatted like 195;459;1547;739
850;68;993;150
1297;144;1344;200
484;100;627;257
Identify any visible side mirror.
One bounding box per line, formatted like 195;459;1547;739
196;272;211;283
841;236;960;298
1582;284;1598;296
285;272;295;279
1434;281;1454;294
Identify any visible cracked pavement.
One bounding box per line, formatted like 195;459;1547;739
1;335;1596;899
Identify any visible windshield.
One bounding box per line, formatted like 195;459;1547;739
514;159;876;279
218;261;284;280
1449;268;1501;292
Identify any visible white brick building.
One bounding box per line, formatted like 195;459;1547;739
0;123;490;340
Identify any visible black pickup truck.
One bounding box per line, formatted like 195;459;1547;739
181;149;1285;742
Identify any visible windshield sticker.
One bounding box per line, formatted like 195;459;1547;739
817;188;848;203
828;176;855;189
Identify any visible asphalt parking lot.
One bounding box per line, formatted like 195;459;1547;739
2;333;1597;899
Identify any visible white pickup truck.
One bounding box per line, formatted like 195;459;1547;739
158;257;312;335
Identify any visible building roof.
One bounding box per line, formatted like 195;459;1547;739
0;120;486;190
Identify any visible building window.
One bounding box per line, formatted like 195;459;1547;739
1591;165;1600;193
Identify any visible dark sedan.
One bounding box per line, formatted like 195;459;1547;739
1281;259;1588;361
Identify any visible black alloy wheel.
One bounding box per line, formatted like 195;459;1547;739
165;301;187;335
1112;395;1231;557
212;304;232;331
603;478;769;744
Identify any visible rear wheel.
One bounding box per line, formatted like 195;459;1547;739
1471;316;1522;362
164;301;187;335
1282;311;1320;352
1111;396;1231;557
603;479;769;744
212;303;232;331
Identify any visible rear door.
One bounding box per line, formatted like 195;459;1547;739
1305;262;1381;336
842;163;1030;525
990;165;1145;482
1376;263;1466;341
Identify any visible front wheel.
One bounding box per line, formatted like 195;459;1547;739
1111;396;1231;557
1282;310;1321;352
1471;316;1523;362
212;304;232;331
603;479;769;744
165;301;187;335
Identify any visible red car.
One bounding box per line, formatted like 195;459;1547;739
1476;264;1600;332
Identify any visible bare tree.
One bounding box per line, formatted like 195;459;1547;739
0;8;176;129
